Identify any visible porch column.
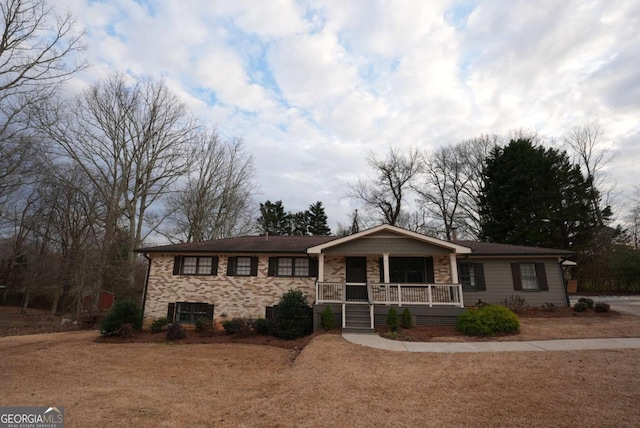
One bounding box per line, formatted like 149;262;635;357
449;253;459;283
318;253;325;282
383;253;390;283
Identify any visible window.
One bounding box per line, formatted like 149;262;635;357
235;257;252;276
458;262;485;292
388;257;434;283
168;302;214;324
459;263;476;291
520;263;538;290
172;256;218;276
226;256;259;276
511;262;548;292
269;257;312;277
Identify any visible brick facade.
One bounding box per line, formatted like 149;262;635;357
144;253;316;324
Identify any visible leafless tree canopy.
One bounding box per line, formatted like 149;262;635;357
163;131;256;243
349;147;420;226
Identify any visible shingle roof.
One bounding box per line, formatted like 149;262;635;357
136;235;338;254
454;240;573;256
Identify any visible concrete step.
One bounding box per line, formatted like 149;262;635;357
342;327;376;334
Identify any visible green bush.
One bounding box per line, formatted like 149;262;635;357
166;322;186;340
320;306;335;331
222;319;234;335
594;302;610;313
272;290;312;340
150;317;170;333
456;305;520;336
400;308;413;329
255;318;269;335
573;302;589;312
386;308;399;333
194;317;213;333
100;300;142;337
116;323;135;338
578;297;595;308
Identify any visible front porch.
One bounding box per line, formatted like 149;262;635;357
315;281;465;331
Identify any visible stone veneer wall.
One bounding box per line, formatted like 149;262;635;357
434;255;452;283
144;253;316;323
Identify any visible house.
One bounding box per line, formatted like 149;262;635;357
135;224;572;332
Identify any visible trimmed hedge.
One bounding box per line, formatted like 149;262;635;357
456;305;520;336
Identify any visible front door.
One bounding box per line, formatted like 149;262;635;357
346;257;368;301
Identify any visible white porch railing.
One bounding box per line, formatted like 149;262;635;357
316;281;464;308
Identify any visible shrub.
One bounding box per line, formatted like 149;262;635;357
272;290;312;340
594;302;610;313
456;305;520;336
221;318;256;336
573;302;589;312
320;306;335;331
116;323;135;338
386;308;399;333
150;317;170;333
541;302;556;312
222;319;234;335
400;308;413;329
194;317;213;333
100;300;142;337
166;322;186;340
578;297;595;308
501;295;527;312
255;318;269;335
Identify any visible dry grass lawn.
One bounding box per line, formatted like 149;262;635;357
1;314;640;428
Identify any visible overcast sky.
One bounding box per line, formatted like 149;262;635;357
58;0;640;231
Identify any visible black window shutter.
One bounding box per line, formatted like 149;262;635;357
308;258;318;277
206;304;214;321
250;257;259;276
511;263;522;291
425;257;435;283
379;257;384;282
167;303;176;322
268;257;277;277
535;263;548;291
226;257;236;276
474;263;486;291
172;256;182;275
211;257;219;276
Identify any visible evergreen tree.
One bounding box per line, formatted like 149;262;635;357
479;139;597;250
290;211;310;236
307;201;331;235
256;200;290;235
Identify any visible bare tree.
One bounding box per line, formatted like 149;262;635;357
564;122;615;227
0;0;86;212
163;131;256;242
36;73;197;290
349;147;420;226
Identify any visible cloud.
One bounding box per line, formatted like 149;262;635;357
57;0;640;227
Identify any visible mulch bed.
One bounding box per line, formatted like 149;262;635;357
96;328;343;350
514;306;621;318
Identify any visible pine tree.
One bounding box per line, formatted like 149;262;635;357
307;201;331;235
256;200;290;235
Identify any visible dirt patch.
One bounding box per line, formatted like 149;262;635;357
0;306;80;337
0;331;638;427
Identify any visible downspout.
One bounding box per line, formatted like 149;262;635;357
140;253;152;324
559;256;570;308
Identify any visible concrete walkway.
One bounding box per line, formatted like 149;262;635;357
342;333;640;353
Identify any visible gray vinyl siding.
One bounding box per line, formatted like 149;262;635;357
462;257;568;307
323;237;451;255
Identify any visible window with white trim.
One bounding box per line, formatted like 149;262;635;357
275;257;309;277
181;256;214;275
459;263;477;291
177;302;209;323
235;256;252;276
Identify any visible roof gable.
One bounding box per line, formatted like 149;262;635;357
306;225;472;254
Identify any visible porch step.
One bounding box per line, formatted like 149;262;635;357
344;304;373;331
343;327;376;334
